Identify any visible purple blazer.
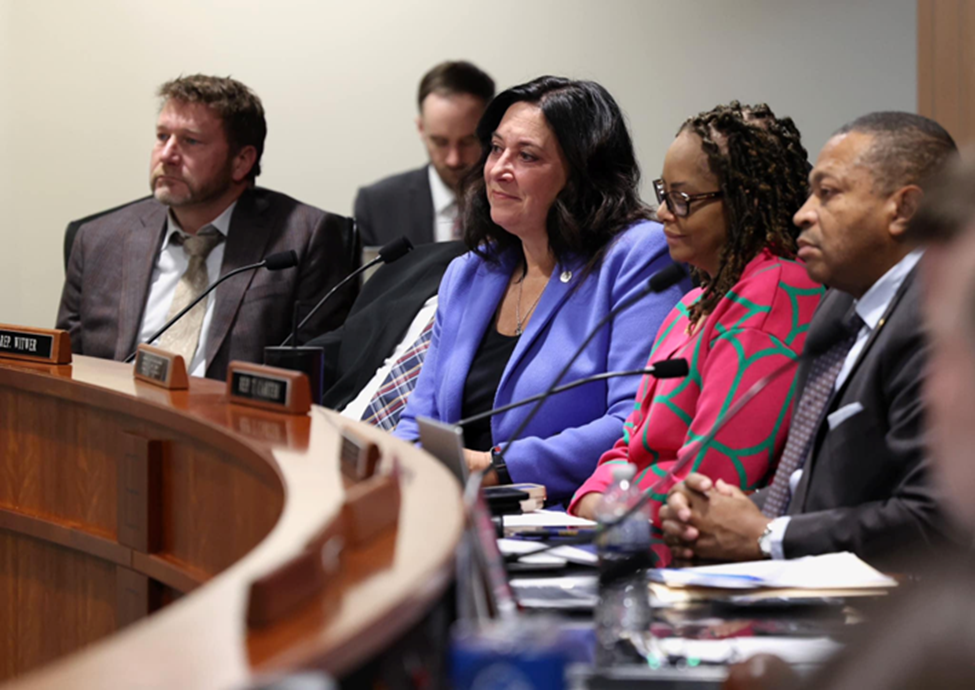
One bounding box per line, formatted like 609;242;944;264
394;221;691;502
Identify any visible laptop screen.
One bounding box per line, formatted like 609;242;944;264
417;416;470;485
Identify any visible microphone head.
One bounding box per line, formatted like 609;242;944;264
264;250;299;271
651;358;689;379
647;263;687;293
378;237;414;264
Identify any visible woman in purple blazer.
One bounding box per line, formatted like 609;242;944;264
393;77;690;503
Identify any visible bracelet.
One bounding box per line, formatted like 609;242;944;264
757;522;775;559
490;446;512;485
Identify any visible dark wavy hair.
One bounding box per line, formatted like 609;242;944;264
158;74;266;182
677;101;811;323
461;76;652;275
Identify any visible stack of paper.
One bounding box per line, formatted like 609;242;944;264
497;538;597;567
650;552;897;605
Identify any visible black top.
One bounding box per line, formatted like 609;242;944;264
461;324;520;451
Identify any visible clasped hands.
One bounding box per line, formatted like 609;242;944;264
660;473;772;562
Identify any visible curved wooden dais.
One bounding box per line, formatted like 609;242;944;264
0;355;464;688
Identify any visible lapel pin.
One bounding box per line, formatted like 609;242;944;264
560;270;572;283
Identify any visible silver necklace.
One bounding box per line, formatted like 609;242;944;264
515;278;544;336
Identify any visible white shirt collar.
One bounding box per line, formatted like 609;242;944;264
854;247;924;330
427;165;457;217
165;200;238;242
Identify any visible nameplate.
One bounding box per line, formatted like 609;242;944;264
133;345;188;390
0;324;71;364
226;361;311;415
339;429;381;481
342;465;401;547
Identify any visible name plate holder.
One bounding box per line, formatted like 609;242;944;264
0;324;71;364
339;428;382;481
246;463;402;628
226;361;311;415
133;345;189;390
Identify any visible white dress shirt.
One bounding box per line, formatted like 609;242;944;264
340;295;439;421
428;165;459;242
137;202;237;378
768;248;924;559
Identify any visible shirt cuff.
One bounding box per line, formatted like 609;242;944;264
768;516;791;560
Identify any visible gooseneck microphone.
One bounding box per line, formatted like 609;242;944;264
124;249;299;363
501;312;855;563
278;236;413;347
495;262;688;461
456;360;689;428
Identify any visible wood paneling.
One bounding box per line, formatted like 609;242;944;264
0;355;463;689
0;359;284;681
918;0;975;145
0;532;117;681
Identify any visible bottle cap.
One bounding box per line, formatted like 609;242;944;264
609;464;636;482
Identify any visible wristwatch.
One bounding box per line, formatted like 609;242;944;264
490;446;512;485
757;522;774;559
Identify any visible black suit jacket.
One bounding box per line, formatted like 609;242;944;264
774;268;953;566
56;187;358;381
309;240;465;411
354;166;435;247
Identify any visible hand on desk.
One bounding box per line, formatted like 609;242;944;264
464;449;498;486
659;473;770;562
571;492;602;521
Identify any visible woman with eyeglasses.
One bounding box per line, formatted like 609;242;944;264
570;102;824;557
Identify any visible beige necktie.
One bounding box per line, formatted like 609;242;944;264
157;229;224;364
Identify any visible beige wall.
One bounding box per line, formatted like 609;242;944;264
0;0;915;329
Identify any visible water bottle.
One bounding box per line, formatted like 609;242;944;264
593;464;656;666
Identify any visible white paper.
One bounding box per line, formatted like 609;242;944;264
655;552;897;590
499;509;597;529
658;636;842;665
497;538;598;566
509;574;599;609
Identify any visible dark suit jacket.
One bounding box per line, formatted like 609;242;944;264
773;268;952;566
56;187;359;381
354;166;435;247
308;240;465;411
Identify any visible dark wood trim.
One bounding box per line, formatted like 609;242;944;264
0;507;130;567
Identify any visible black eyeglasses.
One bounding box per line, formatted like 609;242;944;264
653;179;723;218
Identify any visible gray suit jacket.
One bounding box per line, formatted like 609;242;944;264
56;187;358;380
354;166;435;247
771;269;954;566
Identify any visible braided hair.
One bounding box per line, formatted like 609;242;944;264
679;101;810;324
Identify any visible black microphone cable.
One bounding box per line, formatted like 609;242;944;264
278;236;413;347
124;249;298;363
455;360;689;428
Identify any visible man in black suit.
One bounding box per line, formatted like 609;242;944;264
354;61;494;247
309;240;465;421
658;112;958;568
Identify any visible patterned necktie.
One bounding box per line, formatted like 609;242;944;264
361;317;435;431
762;310;865;518
157;229;224;364
450;204;463;240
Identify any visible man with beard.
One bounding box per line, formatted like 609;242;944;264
57;74;357;380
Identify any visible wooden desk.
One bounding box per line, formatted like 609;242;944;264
0;355;464;688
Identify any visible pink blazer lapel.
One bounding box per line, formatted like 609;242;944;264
115;205;168;360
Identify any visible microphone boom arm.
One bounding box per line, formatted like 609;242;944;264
124;262;265;364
